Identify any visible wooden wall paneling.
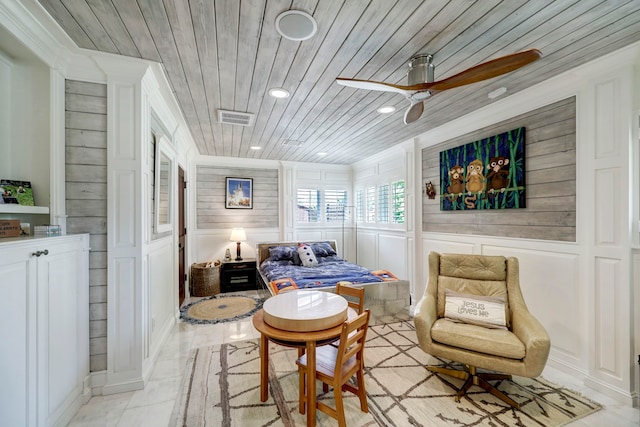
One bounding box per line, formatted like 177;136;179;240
195;165;279;229
64;79;108;372
422;97;576;241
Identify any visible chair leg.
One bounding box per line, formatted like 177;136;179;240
454;375;474;402
477;376;520;409
430;364;520;409
333;382;346;427
298;366;306;414
356;368;368;412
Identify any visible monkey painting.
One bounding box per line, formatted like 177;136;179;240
464;159;485;208
486;156;510;194
447;165;464;198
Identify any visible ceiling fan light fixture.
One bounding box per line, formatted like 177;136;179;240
275;10;317;41
377;105;396;114
269;87;290;98
250;146;261;150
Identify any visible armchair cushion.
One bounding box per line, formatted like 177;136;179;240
431;318;525;359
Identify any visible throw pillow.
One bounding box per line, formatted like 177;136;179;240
444;290;507;329
297;243;319;267
268;245;301;265
310;241;337;257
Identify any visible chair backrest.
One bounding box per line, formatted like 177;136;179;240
336;282;365;314
434;253;513;326
335;310;370;369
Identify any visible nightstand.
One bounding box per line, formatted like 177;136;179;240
220;259;257;293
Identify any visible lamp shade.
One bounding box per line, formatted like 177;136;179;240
229;228;247;242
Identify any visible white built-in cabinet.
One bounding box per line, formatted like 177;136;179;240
0;234;90;427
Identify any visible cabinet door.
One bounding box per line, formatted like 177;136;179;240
36;239;88;426
0;246;36;427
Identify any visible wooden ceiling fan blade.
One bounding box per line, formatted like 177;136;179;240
427;49;542;92
336;77;414;96
404;101;424;124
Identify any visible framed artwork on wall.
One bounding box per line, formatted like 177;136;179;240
439;127;526;211
225;177;253;209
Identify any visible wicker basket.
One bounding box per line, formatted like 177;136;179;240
190;262;221;296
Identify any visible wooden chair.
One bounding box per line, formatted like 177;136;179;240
336;282;365;315
296;310;370;427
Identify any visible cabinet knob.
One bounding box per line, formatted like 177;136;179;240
32;249;49;257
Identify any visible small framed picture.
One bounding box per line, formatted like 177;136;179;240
225;177;253;209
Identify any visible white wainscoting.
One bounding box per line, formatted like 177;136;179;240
377;233;407;280
147;239;176;368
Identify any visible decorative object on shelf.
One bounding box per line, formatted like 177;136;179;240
224;248;232;261
225;177;252;209
229;228;247;261
0;179;34;205
440;127;526;211
0;219;21;237
34;224;61;236
425;181;436;199
179;294;264;324
20;223;30;236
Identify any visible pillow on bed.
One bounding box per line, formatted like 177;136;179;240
297;244;319;267
310;241;337;257
268;246;301;265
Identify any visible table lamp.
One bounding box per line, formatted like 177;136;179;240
229;228;247;261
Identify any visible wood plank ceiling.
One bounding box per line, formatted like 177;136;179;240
36;0;640;165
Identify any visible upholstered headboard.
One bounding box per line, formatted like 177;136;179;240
256;240;338;265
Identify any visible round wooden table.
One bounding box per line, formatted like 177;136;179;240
252;290;349;427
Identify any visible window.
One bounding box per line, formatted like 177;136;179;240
325;189;347;223
355;190;364;222
297;189;321;223
366;186;376;223
297;188;349;224
378;184;389;223
391;180;405;224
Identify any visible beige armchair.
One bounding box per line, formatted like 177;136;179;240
414;252;550;408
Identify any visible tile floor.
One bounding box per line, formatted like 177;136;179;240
67;290;639;427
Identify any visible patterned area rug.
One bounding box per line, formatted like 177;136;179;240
179;294;263;324
170;321;602;426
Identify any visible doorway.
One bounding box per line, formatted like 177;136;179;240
178;166;186;306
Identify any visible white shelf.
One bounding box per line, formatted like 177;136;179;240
0;204;49;214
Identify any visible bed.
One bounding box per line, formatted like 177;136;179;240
256;240;411;323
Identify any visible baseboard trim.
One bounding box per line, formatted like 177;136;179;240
584;376;637;407
101;377;146;396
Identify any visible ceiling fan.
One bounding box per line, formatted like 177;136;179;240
336;49;542;124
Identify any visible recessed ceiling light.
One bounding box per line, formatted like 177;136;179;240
317;152;327;156
377;106;396;114
275;10;317;41
250;146;261;150
268;87;290;98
